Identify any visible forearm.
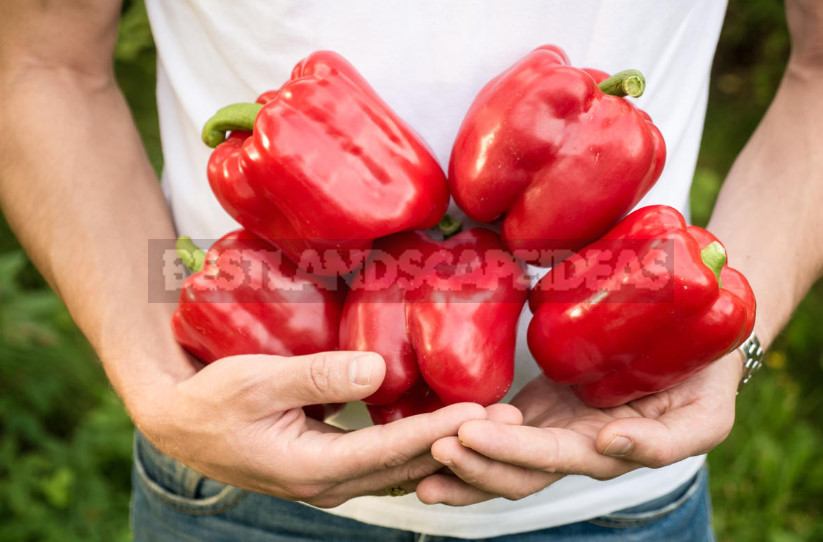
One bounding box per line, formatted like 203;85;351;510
0;59;195;423
707;60;823;350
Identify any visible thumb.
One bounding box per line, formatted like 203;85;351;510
264;351;386;409
595;404;734;468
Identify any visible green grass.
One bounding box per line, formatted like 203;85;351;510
0;0;820;540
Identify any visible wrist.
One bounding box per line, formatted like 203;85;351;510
96;304;199;431
712;349;748;395
107;349;195;428
786;53;823;82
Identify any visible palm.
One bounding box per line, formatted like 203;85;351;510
512;366;716;443
512;376;624;435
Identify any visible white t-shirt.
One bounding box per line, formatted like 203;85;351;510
144;0;728;537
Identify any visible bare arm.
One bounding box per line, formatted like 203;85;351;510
0;1;493;507
708;0;823;350
0;1;192;412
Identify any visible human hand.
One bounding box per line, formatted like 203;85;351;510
417;352;742;505
134;350;490;508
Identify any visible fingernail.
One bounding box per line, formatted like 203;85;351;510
432;454;453;467
604;436;633;457
349;355;376;386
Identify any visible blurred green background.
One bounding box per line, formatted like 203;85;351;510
0;1;821;540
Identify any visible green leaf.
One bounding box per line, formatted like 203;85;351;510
40;467;75;509
114;0;154;62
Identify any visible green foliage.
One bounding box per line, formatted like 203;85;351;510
0;252;64;347
115;0;155;63
710;374;823;540
693;0;789;182
0;253;134;542
114;0;163;175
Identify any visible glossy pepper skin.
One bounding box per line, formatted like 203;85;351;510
202;51;450;275
527;205;756;408
340;227;529;423
448;45;666;263
171;231;346;420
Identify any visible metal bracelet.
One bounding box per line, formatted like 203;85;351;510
737;332;764;392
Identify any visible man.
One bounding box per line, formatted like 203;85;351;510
1;1;821;540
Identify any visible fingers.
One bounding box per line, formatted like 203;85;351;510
282;351;387;407
298;453;443;508
287;403;492;506
421;435;560;504
484;402;524;425
332;404;522;504
596;358;739;468
418;420;635;505
416;471;498;506
455;421;635;480
202;351;387;412
298;350;388;405
309;402;489;481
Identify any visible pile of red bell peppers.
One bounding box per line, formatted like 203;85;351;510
171;46;755;421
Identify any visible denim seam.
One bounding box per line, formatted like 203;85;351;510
587;467;704;528
133;436;247;516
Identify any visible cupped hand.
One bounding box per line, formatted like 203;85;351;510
135;350;490;508
416;352;743;505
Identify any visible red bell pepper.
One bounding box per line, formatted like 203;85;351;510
171;231;346;420
448;45;666;263
340;225;529;423
527;205;756;408
201;51;449;275
366;380;445;426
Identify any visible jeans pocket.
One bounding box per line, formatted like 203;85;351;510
133;431;246;516
588;466;707;529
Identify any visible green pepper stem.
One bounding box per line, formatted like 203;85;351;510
437;215;463;239
700;241;726;288
176;236;206;273
201;103;264;148
598;69;646;98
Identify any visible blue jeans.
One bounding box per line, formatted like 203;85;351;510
131;432;715;541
